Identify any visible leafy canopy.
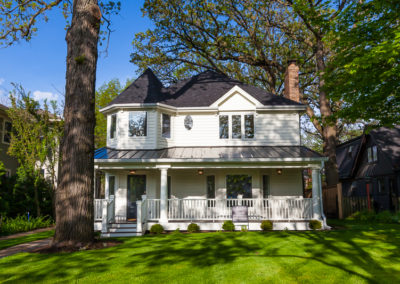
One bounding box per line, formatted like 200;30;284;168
325;0;400;126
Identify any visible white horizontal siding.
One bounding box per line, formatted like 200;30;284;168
107;110;157;149
172;112;300;147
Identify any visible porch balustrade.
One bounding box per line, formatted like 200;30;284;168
144;198;312;221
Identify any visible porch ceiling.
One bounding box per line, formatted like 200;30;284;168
94;146;325;166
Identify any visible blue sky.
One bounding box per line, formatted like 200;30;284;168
0;1;152;107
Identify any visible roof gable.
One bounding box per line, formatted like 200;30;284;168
107;69;304;109
211;86;262;110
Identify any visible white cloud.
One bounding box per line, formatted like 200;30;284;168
33;90;58;101
0;78;4;85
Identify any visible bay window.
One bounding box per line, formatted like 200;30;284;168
129;111;147;137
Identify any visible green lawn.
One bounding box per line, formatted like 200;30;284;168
1;221;399;283
0;230;54;250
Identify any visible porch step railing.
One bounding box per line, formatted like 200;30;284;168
94;199;104;221
144;198;312;221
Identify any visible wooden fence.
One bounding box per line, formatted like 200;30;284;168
323;183;371;219
342;197;370;218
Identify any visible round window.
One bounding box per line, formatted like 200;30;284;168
184;115;193;130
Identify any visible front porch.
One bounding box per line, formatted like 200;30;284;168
94;165;325;236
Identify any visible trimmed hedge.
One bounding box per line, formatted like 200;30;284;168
260;220;273;231
309;220;322;230
150;224;164;234
222;220;235;231
187;223;200;233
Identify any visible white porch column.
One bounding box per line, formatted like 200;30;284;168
159;166;170;223
312;167;322;220
101;199;108;233
136;200;142;233
105;172;110;199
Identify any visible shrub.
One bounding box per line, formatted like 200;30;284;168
222;220;235;231
241;225;248;232
187;223;200;233
150;224;164;234
309;220;322;230
375;211;393;223
347;210;375;222
0;215;53;236
260;220;273;231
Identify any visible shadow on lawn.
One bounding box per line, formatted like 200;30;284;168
0;223;400;283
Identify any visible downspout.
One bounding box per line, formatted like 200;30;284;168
319;160;331;229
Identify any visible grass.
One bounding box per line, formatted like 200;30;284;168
0;230;54;250
0;215;54;236
0;220;400;283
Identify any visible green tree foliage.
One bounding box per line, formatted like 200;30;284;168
132;0;351;185
95;78;133;148
95;79;122;148
325;0;400;126
7;84;62;216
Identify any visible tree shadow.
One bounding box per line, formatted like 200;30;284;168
0;223;399;283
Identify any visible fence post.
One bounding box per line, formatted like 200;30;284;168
136;200;142;234
337;183;344;219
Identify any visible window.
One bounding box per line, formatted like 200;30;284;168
262;175;270;198
184;115;193;130
162;114;171;138
3;121;12;144
244;115;254;138
207;176;215;199
232;115;241;139
347;145;354;156
109;176;115;196
110;114;117;139
226;175;252;199
5;169;11;178
219;115;229;139
207;176;215;207
168;176;171;199
129;111;147;137
378;178;384;193
372;145;378;162
367;146;378;163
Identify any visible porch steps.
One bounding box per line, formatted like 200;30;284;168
101;223;140;238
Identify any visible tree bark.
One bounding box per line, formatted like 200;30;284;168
54;0;101;246
316;38;339;186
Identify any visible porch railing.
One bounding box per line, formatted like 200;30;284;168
144;198;312;221
94;199;104;221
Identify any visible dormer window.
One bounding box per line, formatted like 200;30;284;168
232;115;241;139
244;115;254;138
219;114;255;140
162;113;171;138
367;145;378;163
219;115;229;139
110;114;117;139
129;111;147;137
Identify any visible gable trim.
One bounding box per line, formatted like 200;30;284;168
210;85;263;108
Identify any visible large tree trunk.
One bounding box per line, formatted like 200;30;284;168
54;0;101;246
316;38;339;186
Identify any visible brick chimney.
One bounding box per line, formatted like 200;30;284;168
284;60;300;102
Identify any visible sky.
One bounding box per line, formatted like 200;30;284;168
0;1;152;107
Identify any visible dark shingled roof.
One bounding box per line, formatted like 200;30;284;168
336;137;363;179
369;126;400;169
108;69;303;108
95;146;323;161
336;126;400;179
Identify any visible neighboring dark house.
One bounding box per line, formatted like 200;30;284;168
0;103;19;176
336;126;400;212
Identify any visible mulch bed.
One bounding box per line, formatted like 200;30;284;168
34;239;123;254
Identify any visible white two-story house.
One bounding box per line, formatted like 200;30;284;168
94;61;327;236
